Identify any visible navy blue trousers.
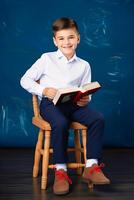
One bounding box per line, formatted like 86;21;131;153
40;98;104;164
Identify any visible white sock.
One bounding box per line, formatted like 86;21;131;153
55;163;67;171
86;159;98;168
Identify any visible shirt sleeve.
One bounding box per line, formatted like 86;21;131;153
80;62;91;86
20;54;46;97
80;62;92;101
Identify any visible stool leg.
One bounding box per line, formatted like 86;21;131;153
81;129;94;191
74;130;82;175
33;129;44;177
81;129;87;164
41;130;51;190
88;182;94;191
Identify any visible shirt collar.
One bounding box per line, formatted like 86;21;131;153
56;49;78;63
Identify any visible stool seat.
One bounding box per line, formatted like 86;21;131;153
32;116;51;130
32;116;87;130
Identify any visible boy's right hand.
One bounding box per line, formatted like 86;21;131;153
43;87;57;100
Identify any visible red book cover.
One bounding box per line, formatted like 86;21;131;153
73;87;101;103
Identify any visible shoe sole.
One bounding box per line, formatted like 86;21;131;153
81;177;110;185
53;189;69;195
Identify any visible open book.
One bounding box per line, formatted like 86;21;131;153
53;81;101;105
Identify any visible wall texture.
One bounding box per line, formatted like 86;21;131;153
1;0;134;147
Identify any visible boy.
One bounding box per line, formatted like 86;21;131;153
20;17;110;195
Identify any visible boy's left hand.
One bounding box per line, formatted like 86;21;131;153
76;95;90;107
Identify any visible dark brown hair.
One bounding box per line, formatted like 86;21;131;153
52;17;79;37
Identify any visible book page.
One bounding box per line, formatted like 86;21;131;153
53;87;79;105
82;82;101;92
57;87;79;94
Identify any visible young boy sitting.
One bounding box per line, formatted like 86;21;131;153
20;17;110;195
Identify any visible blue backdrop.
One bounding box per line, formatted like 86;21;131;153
0;0;134;147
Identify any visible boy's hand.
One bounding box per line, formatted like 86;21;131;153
43;87;57;100
76;95;90;107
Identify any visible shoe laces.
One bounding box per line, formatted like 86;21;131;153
90;163;105;175
55;170;72;184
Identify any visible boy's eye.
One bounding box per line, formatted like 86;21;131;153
59;38;64;40
69;36;75;39
58;36;75;40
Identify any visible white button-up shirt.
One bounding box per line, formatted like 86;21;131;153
20;49;91;99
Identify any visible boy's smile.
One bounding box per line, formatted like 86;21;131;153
53;28;80;60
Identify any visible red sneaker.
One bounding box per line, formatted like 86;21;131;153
82;163;110;185
53;169;72;195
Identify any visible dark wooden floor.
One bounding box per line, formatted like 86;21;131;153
0;148;134;200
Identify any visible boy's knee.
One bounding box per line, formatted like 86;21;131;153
97;112;105;127
53;117;69;130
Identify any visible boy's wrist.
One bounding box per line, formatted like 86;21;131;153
42;88;47;97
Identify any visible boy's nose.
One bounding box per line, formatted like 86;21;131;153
64;39;70;44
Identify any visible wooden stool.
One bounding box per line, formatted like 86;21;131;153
32;95;93;190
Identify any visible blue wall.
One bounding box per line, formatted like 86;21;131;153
1;0;134;147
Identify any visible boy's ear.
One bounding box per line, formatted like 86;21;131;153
53;37;57;46
77;34;80;44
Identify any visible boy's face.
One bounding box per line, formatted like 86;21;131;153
53;28;80;60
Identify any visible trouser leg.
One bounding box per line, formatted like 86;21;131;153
40;98;70;163
71;104;105;160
